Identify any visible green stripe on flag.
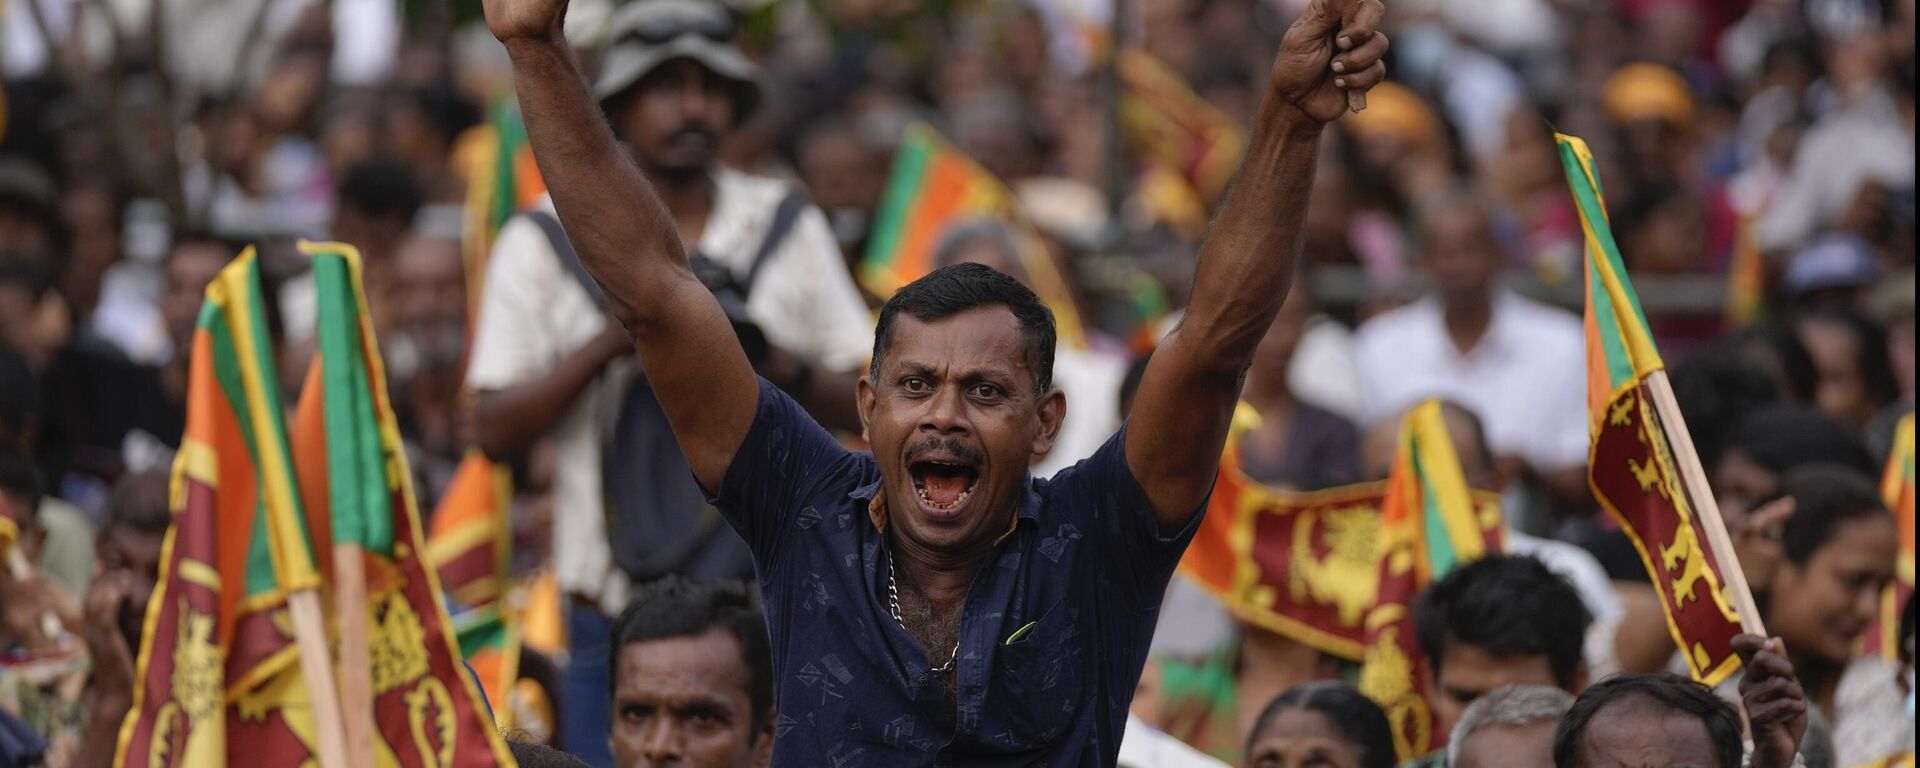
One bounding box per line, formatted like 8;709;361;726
862;127;937;281
1412;445;1461;576
314;253;396;555
201;303;281;598
489;100;527;233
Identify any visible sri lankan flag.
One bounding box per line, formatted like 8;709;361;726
1178;404;1503;664
1864;413;1914;661
860;122;1087;348
116;249;330;767
1117;49;1245;234
1563;133;1746;687
287;242;516;766
1357;399;1503;762
427;452;519;718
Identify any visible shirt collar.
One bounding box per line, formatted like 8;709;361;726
848;473;1042;545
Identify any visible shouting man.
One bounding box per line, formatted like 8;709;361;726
483;0;1387;761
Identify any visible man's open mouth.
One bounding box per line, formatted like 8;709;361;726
910;461;980;512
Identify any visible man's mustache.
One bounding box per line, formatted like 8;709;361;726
906;435;982;466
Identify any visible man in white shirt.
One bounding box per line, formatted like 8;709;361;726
464;0;873;761
1353;192;1590;516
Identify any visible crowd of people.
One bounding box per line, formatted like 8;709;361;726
0;0;1912;765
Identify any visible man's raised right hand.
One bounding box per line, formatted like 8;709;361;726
484;0;569;44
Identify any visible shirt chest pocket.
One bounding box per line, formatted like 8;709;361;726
988;598;1088;747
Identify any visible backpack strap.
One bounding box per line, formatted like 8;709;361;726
530;187;806;305
525;209;609;311
737;188;811;297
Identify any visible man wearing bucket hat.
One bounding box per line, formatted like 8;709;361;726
467;1;874;763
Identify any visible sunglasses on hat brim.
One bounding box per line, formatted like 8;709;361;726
623;15;737;47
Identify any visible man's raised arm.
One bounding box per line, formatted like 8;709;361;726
1125;0;1387;531
483;0;759;490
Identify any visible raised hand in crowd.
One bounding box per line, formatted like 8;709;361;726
1734;633;1810;768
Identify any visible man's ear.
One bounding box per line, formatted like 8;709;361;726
856;375;876;443
753;707;778;767
1030;387;1067;460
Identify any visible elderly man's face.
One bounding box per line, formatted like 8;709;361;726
1574;698;1721;768
611;628;767;768
857;307;1063;557
1453;721;1555;768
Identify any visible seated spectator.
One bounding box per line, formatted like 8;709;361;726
1237;287;1363;491
1352;191;1589;520
1794;308;1899;431
1413;555;1593;749
1242;682;1395;768
1551;674;1745;768
71;469;170;768
609;577;774;768
1446;685;1574;768
1750;465;1903;764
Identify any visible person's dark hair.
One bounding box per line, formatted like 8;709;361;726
0;252;55;299
107;470;172;535
409;85;482;150
611;576;773;727
1552;674;1743;768
506;739;590;768
871;262;1056;393
1729;405;1876;478
0;441;41;512
1670;354;1781;469
1778;463;1889;566
1248;682;1395;768
336;158;424;226
0;349;37;440
1414;555;1592;690
1722;324;1820;404
1797;308;1900;410
166;229;246;264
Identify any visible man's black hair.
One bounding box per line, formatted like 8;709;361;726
1414;554;1592;690
506;740;590;768
1721;324;1820;404
611;576;774;728
1730;404;1877;478
1552;674;1742;768
337;158;424;226
1670;354;1781;470
1248;682;1395;768
107;470;172;535
0;441;41;513
0;349;37;440
871;262;1057;393
1778;463;1889;566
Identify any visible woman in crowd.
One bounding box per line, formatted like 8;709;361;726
1749;465;1906;766
1242;682;1396;768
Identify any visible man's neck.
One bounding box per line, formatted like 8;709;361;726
891;528;995;610
1440;290;1496;355
646;166;717;244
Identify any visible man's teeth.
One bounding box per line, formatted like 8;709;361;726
915;481;975;510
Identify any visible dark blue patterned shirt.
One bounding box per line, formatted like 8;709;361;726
708;380;1205;766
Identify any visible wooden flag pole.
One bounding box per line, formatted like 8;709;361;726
334;545;376;768
1645;370;1769;637
289;587;351;768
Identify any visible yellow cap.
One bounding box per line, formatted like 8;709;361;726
1602;62;1696;125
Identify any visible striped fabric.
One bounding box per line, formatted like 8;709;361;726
1865;413;1914;661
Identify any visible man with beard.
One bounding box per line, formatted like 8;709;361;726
466;0;874;760
484;0;1387;761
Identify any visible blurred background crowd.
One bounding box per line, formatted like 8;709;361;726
0;0;1911;765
